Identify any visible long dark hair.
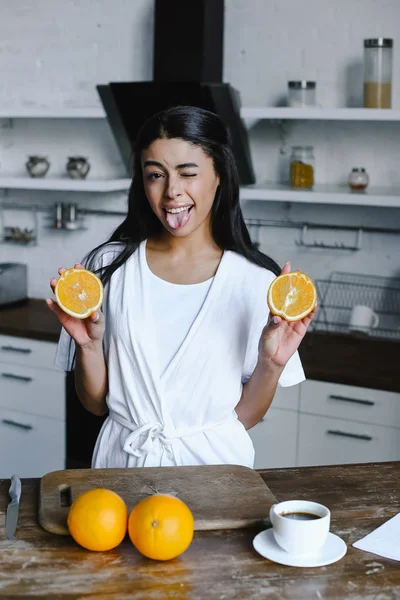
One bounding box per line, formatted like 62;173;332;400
86;105;280;283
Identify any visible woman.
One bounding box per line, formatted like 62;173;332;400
48;105;315;469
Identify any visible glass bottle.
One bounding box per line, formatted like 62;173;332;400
290;146;315;188
348;168;369;191
363;38;393;109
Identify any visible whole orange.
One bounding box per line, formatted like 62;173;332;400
128;494;194;561
67;488;128;551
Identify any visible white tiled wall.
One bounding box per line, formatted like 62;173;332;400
0;0;399;297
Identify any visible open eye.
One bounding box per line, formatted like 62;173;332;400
146;172;164;181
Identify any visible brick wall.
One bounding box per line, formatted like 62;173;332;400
0;0;399;297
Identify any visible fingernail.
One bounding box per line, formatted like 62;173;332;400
92;312;99;322
273;316;280;324
45;298;52;305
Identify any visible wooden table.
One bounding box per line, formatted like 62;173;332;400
0;462;399;599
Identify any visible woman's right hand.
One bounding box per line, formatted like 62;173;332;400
46;264;105;349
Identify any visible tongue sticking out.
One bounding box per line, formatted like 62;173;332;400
165;208;191;230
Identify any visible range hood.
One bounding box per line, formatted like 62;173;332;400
97;0;255;185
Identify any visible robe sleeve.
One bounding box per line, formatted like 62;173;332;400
241;268;306;388
54;326;76;372
53;243;123;372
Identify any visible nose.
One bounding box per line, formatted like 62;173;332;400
165;175;183;199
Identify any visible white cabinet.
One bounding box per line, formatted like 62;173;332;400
0;335;60;370
0;407;65;478
0;363;65;420
298;380;400;467
247;379;399;469
248;386;300;469
0;334;65;478
298;413;400;467
300;380;400;429
270;384;300;412
249;407;298;469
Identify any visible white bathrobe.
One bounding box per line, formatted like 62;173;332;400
55;240;305;469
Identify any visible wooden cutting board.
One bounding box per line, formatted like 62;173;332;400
39;465;276;535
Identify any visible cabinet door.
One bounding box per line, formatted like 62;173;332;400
249;408;298;469
0;362;65;420
272;384;300;411
0;335;59;371
0;407;65;478
298;413;400;467
300;380;400;428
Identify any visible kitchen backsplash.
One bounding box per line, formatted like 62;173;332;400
1;197;399;299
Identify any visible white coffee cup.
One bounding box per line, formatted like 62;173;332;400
269;500;330;555
349;304;379;333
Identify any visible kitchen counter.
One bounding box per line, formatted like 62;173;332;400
1;298;399;392
0;462;399;598
299;330;400;393
0;299;60;343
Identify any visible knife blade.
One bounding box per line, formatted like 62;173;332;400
6;475;21;540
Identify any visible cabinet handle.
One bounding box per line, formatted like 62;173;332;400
2;419;33;431
1;345;32;354
326;429;372;441
328;394;374;407
1;372;33;383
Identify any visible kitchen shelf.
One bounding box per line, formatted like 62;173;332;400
0;177;131;192
3;177;397;204
0;108;106;119
240;107;400;123
3;107;400;121
239;183;400;208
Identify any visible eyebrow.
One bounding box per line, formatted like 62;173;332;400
143;160;199;169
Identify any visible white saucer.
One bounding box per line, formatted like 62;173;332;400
253;528;347;568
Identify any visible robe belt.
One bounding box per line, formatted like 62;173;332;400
109;410;236;465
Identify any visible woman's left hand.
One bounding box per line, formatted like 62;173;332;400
258;262;317;368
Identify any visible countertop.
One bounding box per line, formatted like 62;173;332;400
0;298;399;392
0;299;60;343
0;462;399;598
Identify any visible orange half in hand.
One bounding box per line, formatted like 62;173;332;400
55;268;104;319
267;271;317;322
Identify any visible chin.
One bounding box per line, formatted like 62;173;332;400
164;225;196;237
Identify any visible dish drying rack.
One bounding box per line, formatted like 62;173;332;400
311;271;400;341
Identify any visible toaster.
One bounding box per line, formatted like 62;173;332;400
0;263;28;306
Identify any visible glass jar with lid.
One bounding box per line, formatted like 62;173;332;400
288;81;316;108
364;38;393;108
348;167;369;191
290;146;315;188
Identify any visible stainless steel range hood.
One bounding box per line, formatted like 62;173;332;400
97;0;255;185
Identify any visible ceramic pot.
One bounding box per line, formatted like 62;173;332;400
66;157;90;179
26;156;50;178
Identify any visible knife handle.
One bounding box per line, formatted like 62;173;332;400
9;475;21;503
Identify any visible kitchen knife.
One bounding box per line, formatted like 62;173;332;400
5;475;21;540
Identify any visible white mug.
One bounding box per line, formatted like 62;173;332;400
269;500;330;555
349;304;379;333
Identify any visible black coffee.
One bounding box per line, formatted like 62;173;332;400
281;512;321;521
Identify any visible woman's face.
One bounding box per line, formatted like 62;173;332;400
141;137;220;237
